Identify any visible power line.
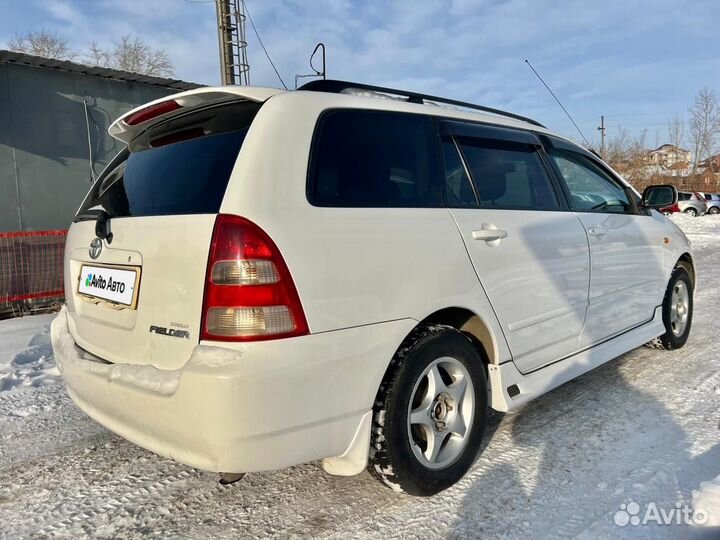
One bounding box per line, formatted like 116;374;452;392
243;1;288;89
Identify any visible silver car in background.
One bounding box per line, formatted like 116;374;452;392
678;191;708;217
702;193;720;215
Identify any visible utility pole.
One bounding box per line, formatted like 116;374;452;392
597;115;606;159
215;0;250;85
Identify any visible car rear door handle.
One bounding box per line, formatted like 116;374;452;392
587;227;608;237
472;227;508;243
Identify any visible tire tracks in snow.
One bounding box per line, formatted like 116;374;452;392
0;441;197;539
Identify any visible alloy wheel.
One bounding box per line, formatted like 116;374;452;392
407;356;475;469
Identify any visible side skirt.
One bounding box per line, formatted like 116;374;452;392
489;307;664;412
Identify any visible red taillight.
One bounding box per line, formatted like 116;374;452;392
125;99;182;126
150;127;205;148
201;214;309;342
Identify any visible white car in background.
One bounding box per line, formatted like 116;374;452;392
52;80;695;496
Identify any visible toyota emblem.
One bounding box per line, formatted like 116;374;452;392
89;238;103;259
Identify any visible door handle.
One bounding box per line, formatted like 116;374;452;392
472;226;508;243
587;227;607;237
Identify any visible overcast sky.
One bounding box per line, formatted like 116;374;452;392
2;0;719;147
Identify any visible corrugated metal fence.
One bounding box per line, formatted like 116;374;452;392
0;230;66;318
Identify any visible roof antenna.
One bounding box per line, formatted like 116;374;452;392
295;42;326;89
524;59;591;148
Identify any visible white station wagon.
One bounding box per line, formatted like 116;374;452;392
51;80;694;496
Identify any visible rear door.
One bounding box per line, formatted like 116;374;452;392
543;138;665;347
65;97;263;370
444;122;590;374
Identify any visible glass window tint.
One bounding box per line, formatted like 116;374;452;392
457;139;560;210
78;129;247;218
678;192;691;201
308;110;443;207
442;140;476;207
550;150;632;214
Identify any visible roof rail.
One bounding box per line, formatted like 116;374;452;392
298;79;545;128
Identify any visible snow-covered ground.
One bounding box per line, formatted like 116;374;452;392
0;313;59;393
0;215;718;539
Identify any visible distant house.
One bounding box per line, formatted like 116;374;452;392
627;145;720;194
663;160;693;177
699;154;720;173
646;144;692;168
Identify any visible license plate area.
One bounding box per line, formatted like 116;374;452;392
78;264;141;309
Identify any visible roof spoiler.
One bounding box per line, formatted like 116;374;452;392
109;86;284;144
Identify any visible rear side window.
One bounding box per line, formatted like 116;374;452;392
678;192;691;201
456;139;560;210
307;110;443;207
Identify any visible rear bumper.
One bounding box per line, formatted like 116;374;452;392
51;307;415;473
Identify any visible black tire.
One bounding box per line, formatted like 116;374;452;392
684;208;698;217
709;206;719;215
368;325;488;496
649;265;693;350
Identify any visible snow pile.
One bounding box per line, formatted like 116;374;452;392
51;308;182;396
187;344;243;368
0;312;59;392
693;474;720;527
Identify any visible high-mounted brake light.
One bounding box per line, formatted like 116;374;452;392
201;214;309;341
125;99;182;126
150;127;205;148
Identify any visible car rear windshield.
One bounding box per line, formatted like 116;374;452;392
76;128;247;219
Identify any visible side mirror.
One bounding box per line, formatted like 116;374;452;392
642;184;678;209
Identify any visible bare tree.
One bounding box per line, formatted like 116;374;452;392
603;127;650;184
7;30;174;77
87;35;174;77
86;41;111;68
667;115;685;151
8;30;76;61
688;87;720;176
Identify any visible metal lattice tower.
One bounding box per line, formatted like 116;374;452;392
216;0;250;85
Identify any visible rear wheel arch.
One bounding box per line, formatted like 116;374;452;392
419;307;498;367
372;307;496;416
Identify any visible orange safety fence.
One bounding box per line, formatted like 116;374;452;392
0;230;67;306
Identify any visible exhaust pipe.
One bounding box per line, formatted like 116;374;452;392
219;472;246;485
